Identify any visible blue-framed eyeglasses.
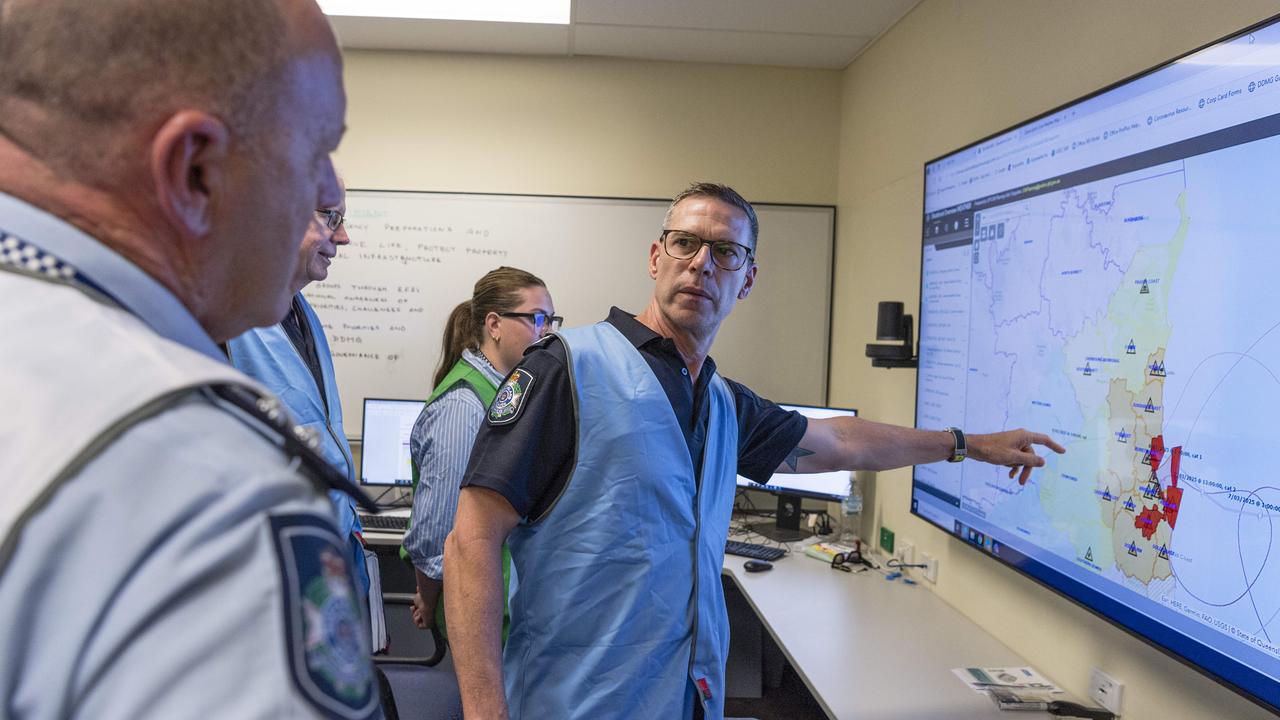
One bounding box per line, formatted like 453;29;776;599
498;311;563;335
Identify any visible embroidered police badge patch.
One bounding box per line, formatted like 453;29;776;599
270;515;377;720
489;368;534;425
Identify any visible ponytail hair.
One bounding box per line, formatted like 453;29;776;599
435;300;475;387
433;266;547;387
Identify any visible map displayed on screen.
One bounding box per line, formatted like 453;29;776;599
913;15;1280;711
965;147;1277;652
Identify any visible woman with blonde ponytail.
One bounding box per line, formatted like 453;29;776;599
400;266;558;644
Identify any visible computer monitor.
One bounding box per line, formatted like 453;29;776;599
736;402;857;541
913;13;1280;713
359;398;426;486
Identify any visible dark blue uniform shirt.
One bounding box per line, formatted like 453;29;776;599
462;307;808;521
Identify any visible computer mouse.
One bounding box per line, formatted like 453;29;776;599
743;560;773;573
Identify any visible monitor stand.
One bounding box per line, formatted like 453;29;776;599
748;493;811;543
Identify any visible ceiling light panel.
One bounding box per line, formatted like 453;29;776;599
319;0;570;25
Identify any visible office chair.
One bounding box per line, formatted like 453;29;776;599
374;592;463;720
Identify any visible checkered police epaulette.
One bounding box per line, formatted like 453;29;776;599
1;232;84;281
208;383;377;512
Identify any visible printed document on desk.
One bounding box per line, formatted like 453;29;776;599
952;666;1064;695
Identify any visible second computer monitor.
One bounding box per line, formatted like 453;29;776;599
360;398;426;486
737;402;858;501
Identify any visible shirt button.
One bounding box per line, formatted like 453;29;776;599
681;368;689;376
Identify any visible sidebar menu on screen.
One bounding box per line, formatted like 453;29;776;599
914;226;973;507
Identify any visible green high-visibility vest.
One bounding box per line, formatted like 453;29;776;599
398;357;509;640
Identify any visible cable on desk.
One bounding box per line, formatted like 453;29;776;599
1047;701;1115;719
368;486;403;508
733;487;759;514
725;516;795;558
727;525;792;558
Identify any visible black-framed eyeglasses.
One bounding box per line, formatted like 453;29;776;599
830;550;868;573
660;230;754;271
316;208;345;232
498;311;563;335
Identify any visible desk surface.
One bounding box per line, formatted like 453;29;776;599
722;546;1060;720
366;517;1061;718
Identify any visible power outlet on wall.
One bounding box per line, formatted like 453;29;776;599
895;538;915;565
920;552;939;583
1089;667;1123;715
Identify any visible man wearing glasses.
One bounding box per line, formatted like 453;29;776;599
227;178;371;602
445;182;1064;720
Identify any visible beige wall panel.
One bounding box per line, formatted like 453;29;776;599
335;51;841;205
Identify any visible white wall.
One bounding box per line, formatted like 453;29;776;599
335;51;841;204
834;1;1279;717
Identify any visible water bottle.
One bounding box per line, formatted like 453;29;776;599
839;476;863;546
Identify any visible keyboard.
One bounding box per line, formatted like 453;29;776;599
724;539;786;561
359;513;410;532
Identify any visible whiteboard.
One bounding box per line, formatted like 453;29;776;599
305;190;835;436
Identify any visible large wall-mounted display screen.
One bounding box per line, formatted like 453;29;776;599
914;15;1280;712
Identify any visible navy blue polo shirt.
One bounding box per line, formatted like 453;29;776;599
461;307;808;522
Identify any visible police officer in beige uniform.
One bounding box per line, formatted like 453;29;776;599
0;1;379;717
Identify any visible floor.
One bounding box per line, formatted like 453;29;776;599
724;663;829;720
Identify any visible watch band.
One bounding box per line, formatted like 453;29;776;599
946;427;967;463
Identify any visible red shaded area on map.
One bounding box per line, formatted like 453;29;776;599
1135;505;1163;539
1133;436;1184;539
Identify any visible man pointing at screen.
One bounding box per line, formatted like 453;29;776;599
444;182;1066;720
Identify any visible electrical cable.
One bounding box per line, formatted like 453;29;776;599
1046;700;1115;719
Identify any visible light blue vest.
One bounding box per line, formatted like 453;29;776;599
504;322;738;720
225;295;368;595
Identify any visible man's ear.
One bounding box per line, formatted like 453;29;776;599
737;263;757;300
648;239;661;280
149;111;230;240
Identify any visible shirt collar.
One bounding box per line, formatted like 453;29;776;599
605;306;661;348
604;306;718;378
462;347;505;386
0;192;225;362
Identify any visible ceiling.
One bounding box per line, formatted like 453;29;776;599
328;0;922;70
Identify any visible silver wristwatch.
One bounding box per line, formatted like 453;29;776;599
946;427;967;463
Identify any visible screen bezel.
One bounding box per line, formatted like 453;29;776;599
911;12;1280;714
358;396;425;487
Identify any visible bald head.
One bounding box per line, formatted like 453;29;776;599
0;0;298;174
0;0;348;342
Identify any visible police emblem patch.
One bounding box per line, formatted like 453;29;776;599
489;368;534;425
270;515;377;720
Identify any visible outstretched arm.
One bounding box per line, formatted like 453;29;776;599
777;416;1064;483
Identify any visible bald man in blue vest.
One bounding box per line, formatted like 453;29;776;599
444;182;1065;720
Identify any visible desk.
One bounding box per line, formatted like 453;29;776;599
367;522;1061;718
722;546;1059;719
